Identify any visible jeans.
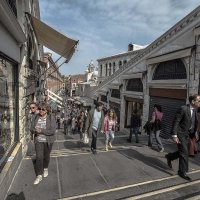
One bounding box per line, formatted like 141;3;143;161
148;130;163;149
35;142;53;176
91;128;97;150
64;123;68;134
129;127;139;142
105;130;115;145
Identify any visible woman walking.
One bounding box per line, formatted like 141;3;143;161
104;109;118;151
30;102;56;185
148;104;164;152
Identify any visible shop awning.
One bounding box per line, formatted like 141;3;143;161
30;15;78;60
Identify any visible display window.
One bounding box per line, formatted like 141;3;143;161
0;57;18;169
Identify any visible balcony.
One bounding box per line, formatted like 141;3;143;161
6;0;17;17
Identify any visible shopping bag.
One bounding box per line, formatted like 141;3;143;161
27;140;35;157
83;132;89;144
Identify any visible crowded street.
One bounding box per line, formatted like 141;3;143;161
1;1;200;200
6;124;200;200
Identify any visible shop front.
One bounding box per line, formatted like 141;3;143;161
0;55;18;171
149;88;186;139
148;58;188;139
124;97;143;128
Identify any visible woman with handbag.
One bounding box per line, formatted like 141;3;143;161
103;109;118;151
148;104;164;152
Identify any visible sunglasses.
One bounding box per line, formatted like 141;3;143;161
30;107;35;109
38;108;46;111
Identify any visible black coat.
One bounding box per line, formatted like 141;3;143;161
171;105;197;138
130;114;141;128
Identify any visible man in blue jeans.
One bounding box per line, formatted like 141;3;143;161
85;102;104;154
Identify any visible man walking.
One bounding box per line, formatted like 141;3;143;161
85;102;104;154
165;94;200;181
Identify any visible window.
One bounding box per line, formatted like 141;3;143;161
0;57;18;169
119;61;122;68
111;89;120;99
101;95;107;102
123;60;127;65
113;62;116;73
126;78;143;92
109;63;112;76
153;59;186;80
100;65;102;77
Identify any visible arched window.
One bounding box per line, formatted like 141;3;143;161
126;78;143;92
153;59;186;80
109;63;112;76
105;63;108;76
123;60;127;65
100;65;102;77
113;62;116;73
119;61;122;68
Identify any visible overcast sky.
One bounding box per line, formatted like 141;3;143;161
39;0;200;76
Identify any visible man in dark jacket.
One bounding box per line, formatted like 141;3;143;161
127;111;141;143
165;94;200;181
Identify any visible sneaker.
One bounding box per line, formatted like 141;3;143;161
159;148;164;153
108;142;112;148
33;175;42;185
105;145;108;151
43;168;48;177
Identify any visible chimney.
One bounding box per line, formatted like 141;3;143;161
128;43;133;51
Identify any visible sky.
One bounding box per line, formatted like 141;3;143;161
39;0;200;76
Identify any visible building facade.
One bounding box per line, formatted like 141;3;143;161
0;0;43;198
44;52;64;93
0;1;78;198
92;6;200;139
68;74;86;96
97;44;145;85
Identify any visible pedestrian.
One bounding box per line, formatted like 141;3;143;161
148;104;164;152
29;102;38;123
104;109;118;151
85;102;104;154
30;102;56;185
56;109;61;129
77;110;87;140
196;107;200;152
127;110;141;143
27;102;38;156
165;94;200;181
71;116;77;134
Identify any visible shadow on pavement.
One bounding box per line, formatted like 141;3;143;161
118;149;174;176
6;192;25;200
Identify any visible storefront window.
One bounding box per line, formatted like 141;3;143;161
125;101;143;127
0;57;17;166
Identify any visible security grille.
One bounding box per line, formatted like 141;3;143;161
153;59;186;80
126;78;143;92
111;89;120;99
149;96;185;139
